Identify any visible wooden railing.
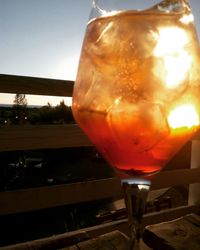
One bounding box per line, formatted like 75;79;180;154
0;73;200;228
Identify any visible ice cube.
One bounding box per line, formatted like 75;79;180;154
107;99;169;153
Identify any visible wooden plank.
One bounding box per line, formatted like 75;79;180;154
142;205;200;228
0;168;200;215
0;125;92;151
189;140;200;206
0;74;74;96
151;168;200;190
0;178;122;215
0;230;90;250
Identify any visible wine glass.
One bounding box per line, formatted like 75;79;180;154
72;0;200;249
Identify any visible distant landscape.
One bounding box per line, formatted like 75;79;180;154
0;93;113;191
0;104;42;108
0;94;74;125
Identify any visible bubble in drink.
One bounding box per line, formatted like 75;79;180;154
73;1;200;178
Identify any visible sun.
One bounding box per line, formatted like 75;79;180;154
168;104;199;129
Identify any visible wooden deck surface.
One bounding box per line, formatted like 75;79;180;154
143;213;200;250
0;230;152;250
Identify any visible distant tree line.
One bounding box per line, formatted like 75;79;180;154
28;101;74;125
0;94;75;125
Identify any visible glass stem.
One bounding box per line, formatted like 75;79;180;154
122;180;151;250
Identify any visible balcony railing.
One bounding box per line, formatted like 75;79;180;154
0;74;200;248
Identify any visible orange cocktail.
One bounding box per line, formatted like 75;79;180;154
72;4;200;178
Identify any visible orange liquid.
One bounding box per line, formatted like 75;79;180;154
73;109;196;177
73;8;200;177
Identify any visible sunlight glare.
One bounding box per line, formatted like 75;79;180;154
180;14;194;25
153;27;192;88
168;104;199;129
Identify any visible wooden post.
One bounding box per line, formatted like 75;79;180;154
188;138;200;206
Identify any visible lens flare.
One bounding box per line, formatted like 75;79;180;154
168;104;199;129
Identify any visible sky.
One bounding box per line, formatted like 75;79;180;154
0;0;200;106
0;0;91;105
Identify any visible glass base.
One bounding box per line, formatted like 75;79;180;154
122;179;151;250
